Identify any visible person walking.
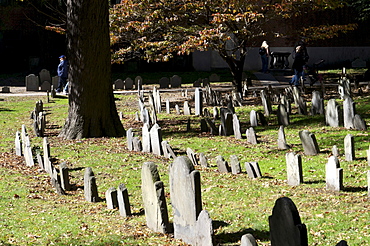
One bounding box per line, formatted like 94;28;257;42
290;46;305;86
56;55;68;93
259;41;270;73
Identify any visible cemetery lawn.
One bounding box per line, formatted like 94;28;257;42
0;85;369;245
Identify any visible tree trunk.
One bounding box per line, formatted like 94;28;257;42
224;56;245;95
59;0;125;139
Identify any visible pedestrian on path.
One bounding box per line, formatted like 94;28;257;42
56;55;68;93
259;41;270;73
290;46;305;86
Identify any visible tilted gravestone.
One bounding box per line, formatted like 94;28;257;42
216;155;230;173
220;109;233;136
166;99;170;114
59;162;70;191
106;187;118;209
326;99;341;127
250;110;258;127
343;97;355;129
150;123;163;156
269;197;308;246
245;162;262;179
229;155;241;174
141;162;170;233
344;134;355;161
353;114;367;131
326;156;343;191
232;114;242;139
260;90;272;116
117;183;131;217
186;147;198;166
286;152;303;186
299;130;319;155
277;125;290;150
84;167;99;202
169;156;213;245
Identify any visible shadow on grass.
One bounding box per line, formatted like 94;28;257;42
214;227;270;244
343;186;368;192
303;180;325;184
0;107;13;112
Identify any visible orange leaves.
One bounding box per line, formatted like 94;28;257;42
301;23;358;41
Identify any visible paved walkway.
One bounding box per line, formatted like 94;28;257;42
253;72;282;86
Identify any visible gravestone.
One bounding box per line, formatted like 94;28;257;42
209;73;220;82
133;137;142;152
277;104;289;126
15;131;22;156
269;197;308;246
114;79;124;90
51;76;58;88
142;123;151;153
326;156;343;191
241;234;257;246
117;183;131;217
245;162;262;179
299;130;319;155
246;127;258;145
250;110;258;127
153;87;162;113
170;75;182;88
166;100;170;114
186;147;198;166
26;74;39;91
124;77;134;90
195;88;203;116
232;114;242;139
42;137;51;172
199;153;208;167
36;153;44;170
343;97;355;129
229;155;241;174
213;107;219;119
216;155;230;173
150;123;163;155
59;162;70;191
170;156;213;245
1;86;10;93
126;128;134;151
326;99;341;127
40;81;51;92
311;91;324;115
200;119;209;133
141;162;170;233
338;77;351;99
286;152;303;186
344;134;355;161
260;90;272;116
278;125;290;150
352;58;366;68
159;77;170;88
135;76;143;90
367;146;370;166
353;114;367;130
202;78;210;87
205;118;218;135
183;101;191;115
39;69;51;84
22;134;34;167
257;112;268;126
296;96;308;115
106;187;118;209
175;104;181;114
161;140;170;158
84;167;99;202
220;111;233;136
332;145;340;157
165;142;177;159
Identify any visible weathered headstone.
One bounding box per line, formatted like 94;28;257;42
170;75;182;88
84;167;99;202
186;147;198;166
220;111;233;136
246;127;258;145
106;187;118;209
277;125;290;150
15;131;22;156
241;234;257;246
232;114;242;139
124;77;134;90
200;118;209;133
26;74;39;91
135;76;143;90
260;90;272;116
325;156;343;191
344;134;355;161
165;142;177;159
114;79;124;90
229;155;241;174
269;197;308;246
250;110;258;127
175;104;181;114
195;88;203;116
199;153;208;167
338;76;351;99
209;73;220;82
126;128;134;151
161;140;170;158
299;130;319;155
216;155;230;173
326;99;341;127
59;162;70;191
142;123;151;153
286;152;303;186
311;91;324;115
183;101;191;115
332;145;340;157
159;77;170;88
39;69;51;84
40;81;51;92
343;97;355;129
353;114;367;130
133;137;142;152
141;162;170;233
245;162;262;179
166;100;170;114
117;183;131;217
277;104;289;126
150;123;163;155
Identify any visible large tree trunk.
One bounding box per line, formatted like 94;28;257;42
224;56;245;96
59;0;125;139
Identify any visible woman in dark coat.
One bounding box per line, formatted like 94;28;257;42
290;46;305;86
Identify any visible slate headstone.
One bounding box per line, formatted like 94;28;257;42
84;167;99;202
117;183;131;217
277;104;289;126
229;155;241;174
60;162;70;191
241;234;257;246
26;74;39;91
199;153;208;167
311;91;324;115
106;187;118;209
278;125;289;150
124;77;134;90
326;99;341;127
216;155;230;173
344;134;355;161
142;123;151;153
353;114;367;130
170;75;182;88
195;88;203;116
159;77;170;88
232;114;242;139
286;152;303;186
250;110;258;127
325;156;343;191
343;97;355;129
245;162;262;179
150;123;163;155
114;79;124;90
246;127;258;145
299;130;319;155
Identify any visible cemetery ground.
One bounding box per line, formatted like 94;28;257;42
0;69;370;245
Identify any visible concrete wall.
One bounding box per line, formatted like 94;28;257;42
192;47;370;71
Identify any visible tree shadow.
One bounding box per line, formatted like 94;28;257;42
0;108;13;112
303;179;325;184
343;186;368;192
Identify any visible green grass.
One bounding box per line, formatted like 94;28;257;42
0;81;369;245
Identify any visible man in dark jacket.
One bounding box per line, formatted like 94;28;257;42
56;55;68;93
290;46;305;86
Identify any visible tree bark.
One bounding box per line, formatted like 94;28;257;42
59;0;125;139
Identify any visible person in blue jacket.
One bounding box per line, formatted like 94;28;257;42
290;46;305;86
56;55;68;93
